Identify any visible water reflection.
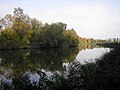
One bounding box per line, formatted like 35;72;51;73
77;47;110;64
78;44;100;51
0;45;112;90
0;48;79;80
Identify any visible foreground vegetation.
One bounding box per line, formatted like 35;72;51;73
0;44;120;90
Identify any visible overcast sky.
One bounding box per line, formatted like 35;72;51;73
0;0;120;39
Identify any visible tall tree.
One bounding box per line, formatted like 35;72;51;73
12;7;32;45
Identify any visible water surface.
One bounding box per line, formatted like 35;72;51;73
0;46;110;88
76;47;110;64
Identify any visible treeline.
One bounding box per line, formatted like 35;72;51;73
107;38;120;43
79;37;97;48
78;37;108;50
0;7;111;50
79;37;111;45
0;7;79;49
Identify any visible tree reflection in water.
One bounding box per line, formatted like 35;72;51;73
1;46;120;90
0;47;79;90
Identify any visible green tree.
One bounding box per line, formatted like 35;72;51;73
44;22;67;47
0;14;14;30
63;29;79;47
12;7;32;45
0;28;20;49
0;7;80;49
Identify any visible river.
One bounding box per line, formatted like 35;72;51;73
0;46;110;89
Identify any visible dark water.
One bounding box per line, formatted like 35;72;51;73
0;46;110;89
0;48;78;83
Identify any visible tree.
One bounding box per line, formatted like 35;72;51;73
0;28;20;49
31;18;43;32
0;7;80;49
14;7;31;24
12;7;32;45
30;22;67;48
63;29;79;47
0;14;14;29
